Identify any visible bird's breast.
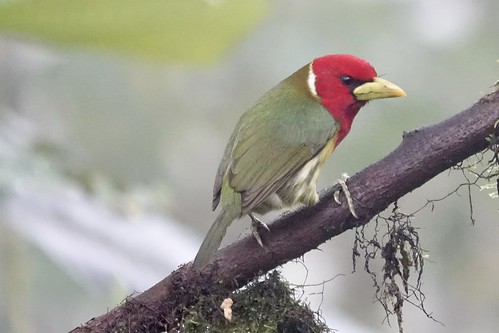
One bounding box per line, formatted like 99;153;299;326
253;134;338;214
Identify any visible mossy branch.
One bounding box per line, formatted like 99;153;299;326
70;88;499;333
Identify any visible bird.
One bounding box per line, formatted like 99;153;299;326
193;54;406;268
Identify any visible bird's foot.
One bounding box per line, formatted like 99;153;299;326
249;213;270;247
333;173;359;219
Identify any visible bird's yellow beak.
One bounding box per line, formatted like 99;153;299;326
353;77;406;101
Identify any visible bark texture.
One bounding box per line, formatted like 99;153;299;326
71;89;499;333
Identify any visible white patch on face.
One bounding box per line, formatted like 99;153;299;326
307;62;319;99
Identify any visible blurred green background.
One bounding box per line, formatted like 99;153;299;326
0;0;498;332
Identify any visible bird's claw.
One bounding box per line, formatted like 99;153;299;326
334;173;359;219
249;214;269;247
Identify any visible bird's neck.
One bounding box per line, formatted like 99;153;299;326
322;100;366;145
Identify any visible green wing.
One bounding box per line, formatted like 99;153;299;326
213;67;339;214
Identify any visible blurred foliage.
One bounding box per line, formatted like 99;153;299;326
1;0;498;332
0;0;267;63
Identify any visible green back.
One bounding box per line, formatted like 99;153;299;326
213;64;339;215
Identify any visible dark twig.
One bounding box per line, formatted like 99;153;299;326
70;90;499;333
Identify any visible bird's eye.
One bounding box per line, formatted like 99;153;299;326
341;75;354;86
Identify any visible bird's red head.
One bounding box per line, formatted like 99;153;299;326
309;54;378;144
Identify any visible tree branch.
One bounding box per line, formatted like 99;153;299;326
71;89;499;333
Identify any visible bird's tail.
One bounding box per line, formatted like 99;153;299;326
193;208;238;269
